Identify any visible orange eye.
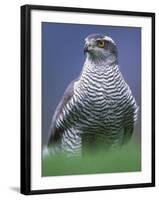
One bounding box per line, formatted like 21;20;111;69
98;40;105;48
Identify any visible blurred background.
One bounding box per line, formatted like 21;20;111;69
42;22;141;146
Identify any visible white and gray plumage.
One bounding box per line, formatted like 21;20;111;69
46;33;138;156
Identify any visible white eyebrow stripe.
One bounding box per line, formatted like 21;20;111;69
104;36;116;45
85;35;116;45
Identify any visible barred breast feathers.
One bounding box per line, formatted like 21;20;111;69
46;34;139;155
47;60;138;152
74;60;138;124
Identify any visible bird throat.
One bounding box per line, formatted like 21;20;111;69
83;55;117;75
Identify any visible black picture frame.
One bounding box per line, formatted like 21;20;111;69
21;4;155;195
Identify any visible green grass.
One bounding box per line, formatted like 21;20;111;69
42;141;141;177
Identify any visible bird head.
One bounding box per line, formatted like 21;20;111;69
84;34;118;64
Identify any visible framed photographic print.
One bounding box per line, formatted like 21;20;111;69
21;4;155;195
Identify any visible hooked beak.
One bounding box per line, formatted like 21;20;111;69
84;43;89;54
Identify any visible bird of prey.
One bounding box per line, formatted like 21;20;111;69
46;33;138;156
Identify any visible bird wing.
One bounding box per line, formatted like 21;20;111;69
47;77;79;147
122;127;134;145
122;101;138;145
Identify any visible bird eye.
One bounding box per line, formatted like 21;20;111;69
97;40;105;48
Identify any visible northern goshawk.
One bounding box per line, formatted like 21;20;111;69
46;33;138;156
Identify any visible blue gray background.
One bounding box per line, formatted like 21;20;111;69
42;22;141;146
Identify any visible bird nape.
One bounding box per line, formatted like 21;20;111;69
45;33;138;157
